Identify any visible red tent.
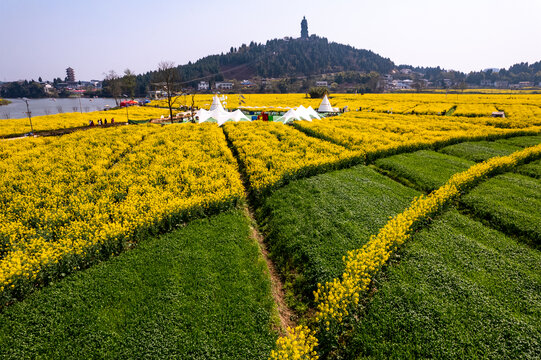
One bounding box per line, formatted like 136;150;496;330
120;100;139;107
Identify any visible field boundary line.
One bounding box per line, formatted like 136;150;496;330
221;127;294;334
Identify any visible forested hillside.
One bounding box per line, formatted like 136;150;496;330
134;36;394;92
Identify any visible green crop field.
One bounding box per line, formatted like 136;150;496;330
374;150;474;192
0;210;277;359
462;173;541;247
496;135;541;148
440;141;522;162
346;210;541;360
260;165;419;309
257;135;541;358
516;158;541;179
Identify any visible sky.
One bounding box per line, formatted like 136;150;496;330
1;0;540;82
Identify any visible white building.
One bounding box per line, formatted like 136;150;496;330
89;80;103;89
44;84;55;94
519;81;533;88
480;80;493;87
148;90;167;99
391;79;413;90
215;82;233;90
315;81;328;87
198;81;209;91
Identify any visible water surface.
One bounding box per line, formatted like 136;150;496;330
0;98;118;119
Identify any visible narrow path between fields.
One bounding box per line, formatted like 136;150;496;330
243;205;294;333
222;127;294;334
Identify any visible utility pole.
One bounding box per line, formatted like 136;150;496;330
22;97;34;135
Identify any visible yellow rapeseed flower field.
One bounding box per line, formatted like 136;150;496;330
3;93;540;138
151;93;541;119
218;111;539;200
222;121;362;198
0;106;172;138
0;124;243;300
294;111;540;159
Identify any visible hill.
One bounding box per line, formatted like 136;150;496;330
135;36;394;92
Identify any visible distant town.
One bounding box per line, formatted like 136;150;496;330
2;65;540;102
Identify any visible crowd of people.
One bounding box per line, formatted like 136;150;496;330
88;118;115;127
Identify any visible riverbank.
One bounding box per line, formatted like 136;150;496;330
0;97;117;119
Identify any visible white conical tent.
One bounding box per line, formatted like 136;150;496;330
318;95;333;112
209;95;225;111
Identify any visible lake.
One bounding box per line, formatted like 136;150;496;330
0;98;119;119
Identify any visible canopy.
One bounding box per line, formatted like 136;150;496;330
295;105;312;121
275;109;298;124
297;105;321;120
274;106;320;124
196;107;250;126
307;106;321;119
120;100;138;107
318;95;333;112
230;110;251;122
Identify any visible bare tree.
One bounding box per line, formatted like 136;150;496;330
154;61;181;122
104;70;122;106
190;93;197;123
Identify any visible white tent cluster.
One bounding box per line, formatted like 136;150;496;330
196;95;251;126
195;94;337;126
275;105;321;124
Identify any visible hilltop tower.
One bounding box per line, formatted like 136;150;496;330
301;16;308;39
66;67;75;82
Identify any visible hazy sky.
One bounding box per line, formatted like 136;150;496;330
1;0;540;81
